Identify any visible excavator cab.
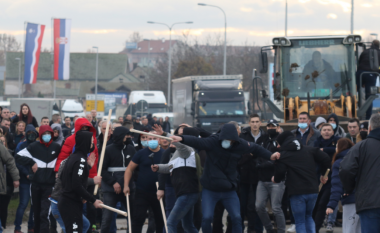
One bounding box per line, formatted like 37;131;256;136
258;35;370;123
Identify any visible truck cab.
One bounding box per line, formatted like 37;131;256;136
125;91;168;117
259;35;364;122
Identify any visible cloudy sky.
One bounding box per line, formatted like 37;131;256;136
1;0;379;53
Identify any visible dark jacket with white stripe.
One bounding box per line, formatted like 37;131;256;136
101;127;136;193
15;125;61;187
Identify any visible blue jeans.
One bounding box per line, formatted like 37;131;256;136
359;208;380;233
327;205;338;224
50;200;90;233
167;192;199;233
289;193;318;233
14;183;34;230
202;188;242;233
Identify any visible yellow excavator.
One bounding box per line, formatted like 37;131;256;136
253;35;378;128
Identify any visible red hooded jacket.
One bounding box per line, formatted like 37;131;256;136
54;118;99;178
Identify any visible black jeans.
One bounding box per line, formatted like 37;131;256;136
101;192;133;233
312;184;331;232
85;185;96;233
59;197;83;233
0;193;12;229
31;184;53;233
240;183;263;233
133;189;164;233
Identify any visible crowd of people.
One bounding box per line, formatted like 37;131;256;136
0;103;378;233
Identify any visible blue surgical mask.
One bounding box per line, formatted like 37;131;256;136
148;140;159;149
141;140;148;147
42;134;51;143
221;140;231;149
298;123;308;129
330;123;337;129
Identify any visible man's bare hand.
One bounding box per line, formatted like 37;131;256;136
123;186;130;196
271;176;276;183
320;175;328;184
151;165;159;172
13;181;20;188
157;190;164;200
87;152;96;167
32;163;38;173
170;135;182;143
326;208;333;215
152;124;164;135
113;182;121;194
270;152;280;161
93;199;103;209
94;176;102;185
82;199;87;204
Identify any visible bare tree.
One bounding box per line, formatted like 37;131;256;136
127;31;143;43
0;34;22;66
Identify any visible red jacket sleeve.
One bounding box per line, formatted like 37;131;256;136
88;145;99;178
55;135;75;172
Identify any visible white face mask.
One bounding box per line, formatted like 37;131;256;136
221;140;231;149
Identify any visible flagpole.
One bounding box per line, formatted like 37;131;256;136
52;18;56;99
22;22;27;98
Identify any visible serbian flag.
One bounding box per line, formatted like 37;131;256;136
53;18;71;80
24;23;45;84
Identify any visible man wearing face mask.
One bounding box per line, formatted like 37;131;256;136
169;124;280;233
101;127;136;232
326;113;346;138
123;131;165;233
291;112;320;146
15;125;62;233
255;119;286;233
59;131;104;233
357;122;369;143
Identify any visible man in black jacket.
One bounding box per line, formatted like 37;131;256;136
170;124;280;233
340;113;380;233
273;131;330;233
356;40;380;119
16;125;62;233
255;119;285;233
101;127;136;232
238;114;265;233
59;131;103;233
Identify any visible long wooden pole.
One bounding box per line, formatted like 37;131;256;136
156;182;168;233
319;169;330;192
130;129;173;141
126;195;132;233
94;109;112;195
100;204;128;217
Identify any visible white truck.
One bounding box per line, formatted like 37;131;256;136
125;91;168;116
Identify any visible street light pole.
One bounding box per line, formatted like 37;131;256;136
351;0;354;34
147;21;193;108
93;46;99;112
285;0;288;36
15;58;21;98
198;3;227;76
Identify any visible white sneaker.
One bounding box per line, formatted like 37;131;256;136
287;224;296;232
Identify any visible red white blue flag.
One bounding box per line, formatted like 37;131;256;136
53;18;71;80
24;22;45;84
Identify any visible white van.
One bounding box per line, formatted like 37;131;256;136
61;99;86;118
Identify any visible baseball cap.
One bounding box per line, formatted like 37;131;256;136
267;119;279;127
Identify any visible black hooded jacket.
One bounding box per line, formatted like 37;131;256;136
101;127;136;193
257;132;280;182
60;131;96;204
358;44;380;73
340;127;380;213
180;124;272;192
274;137;331;196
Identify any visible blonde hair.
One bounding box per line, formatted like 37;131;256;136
16;121;26;135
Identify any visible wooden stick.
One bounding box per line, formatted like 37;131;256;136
126;194;132;233
100;204;128;217
319;169;330;192
130;129;173;141
156;182;168;233
94;109;112;195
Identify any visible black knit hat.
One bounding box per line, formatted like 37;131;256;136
360;122;368;130
276;131;294;146
183;127;200;137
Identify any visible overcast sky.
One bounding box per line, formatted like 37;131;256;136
1;0;379;53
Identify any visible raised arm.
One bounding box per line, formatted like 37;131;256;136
172;135;217;151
